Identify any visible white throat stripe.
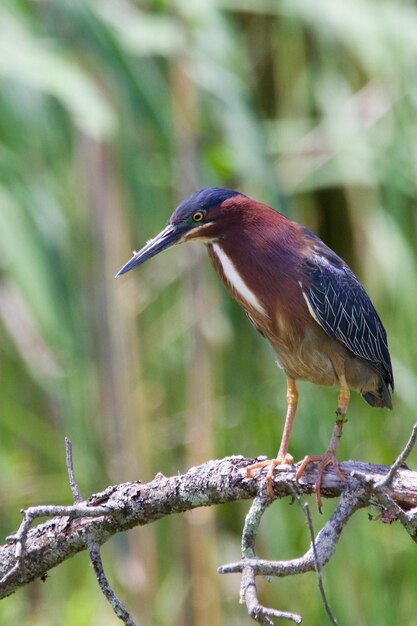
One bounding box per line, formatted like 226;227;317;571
212;243;266;315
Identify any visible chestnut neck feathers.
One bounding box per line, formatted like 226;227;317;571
207;197;308;322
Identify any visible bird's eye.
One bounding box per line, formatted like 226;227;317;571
192;211;205;223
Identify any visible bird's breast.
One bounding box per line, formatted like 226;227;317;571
207;240;309;342
207;241;339;386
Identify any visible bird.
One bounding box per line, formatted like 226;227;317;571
116;187;394;509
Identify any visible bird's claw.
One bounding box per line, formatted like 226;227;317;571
296;452;346;512
246;454;294;496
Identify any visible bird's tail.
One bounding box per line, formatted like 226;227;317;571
362;378;392;409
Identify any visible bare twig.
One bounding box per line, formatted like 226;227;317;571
89;541;136;626
376;422;417;488
290;487;338;626
65;438;137;626
351;470;417;541
65;437;82;503
350;423;417;542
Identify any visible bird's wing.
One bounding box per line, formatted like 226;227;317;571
300;243;393;388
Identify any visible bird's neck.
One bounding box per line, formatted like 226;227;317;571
206;209;307;332
208;240;268;317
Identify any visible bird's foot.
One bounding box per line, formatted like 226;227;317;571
246;454;294;496
296;451;346;512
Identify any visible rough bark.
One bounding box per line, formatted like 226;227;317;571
1;455;417;601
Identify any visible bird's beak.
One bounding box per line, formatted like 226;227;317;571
115;223;183;277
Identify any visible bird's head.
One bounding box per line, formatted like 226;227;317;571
116;187;243;276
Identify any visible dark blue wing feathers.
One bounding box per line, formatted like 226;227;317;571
302;241;394;390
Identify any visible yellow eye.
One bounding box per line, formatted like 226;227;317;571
192;211;205;223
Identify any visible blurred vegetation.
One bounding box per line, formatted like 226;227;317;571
0;0;416;624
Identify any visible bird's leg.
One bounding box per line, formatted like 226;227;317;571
246;378;298;496
296;375;350;511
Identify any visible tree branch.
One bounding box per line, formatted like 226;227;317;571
1;448;417;624
1;455;417;601
236;495;303;624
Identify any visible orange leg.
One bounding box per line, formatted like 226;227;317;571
247;377;298;495
296;374;350;511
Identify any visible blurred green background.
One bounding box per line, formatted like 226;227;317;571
1;0;417;624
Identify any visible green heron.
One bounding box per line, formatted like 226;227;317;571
116;188;393;508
